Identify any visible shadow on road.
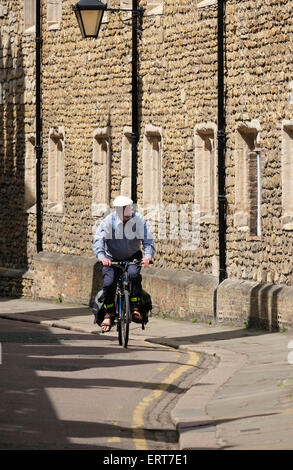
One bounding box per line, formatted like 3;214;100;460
0;318;191;450
146;324;271;348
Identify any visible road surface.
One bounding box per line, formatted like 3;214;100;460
0;318;210;450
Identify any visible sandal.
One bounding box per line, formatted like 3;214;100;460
101;312;115;333
132;307;143;324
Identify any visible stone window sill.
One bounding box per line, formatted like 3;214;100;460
247;235;262;242
47;202;64;215
200;214;216;225
235;225;249;233
282;215;293;231
25;203;36;214
282;222;293;231
47;23;61;31
92;203;110;218
23;26;35;35
198;0;217;8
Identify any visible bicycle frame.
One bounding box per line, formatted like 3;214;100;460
116;267;128;320
112;260;140;348
99;258;150;347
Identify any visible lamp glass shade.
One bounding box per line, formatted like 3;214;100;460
72;0;106;38
80;9;104;37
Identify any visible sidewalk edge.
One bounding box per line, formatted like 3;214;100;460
146;337;248;450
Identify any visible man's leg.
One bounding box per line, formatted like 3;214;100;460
128;264;143;323
101;266;119;331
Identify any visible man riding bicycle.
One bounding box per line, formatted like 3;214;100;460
93;195;155;332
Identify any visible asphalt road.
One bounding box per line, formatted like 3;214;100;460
0;318;207;450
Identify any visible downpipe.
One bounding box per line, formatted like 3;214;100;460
214;0;227;321
35;0;43;252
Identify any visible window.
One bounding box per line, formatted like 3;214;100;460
120;126;132;197
92;127;111;216
234;121;262;236
47;0;61;30
247;149;262;237
194;123;216;223
48;127;64;213
281;121;293;230
143;125;162;207
24;134;36;210
24;0;36;33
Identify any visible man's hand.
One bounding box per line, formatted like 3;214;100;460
101;258;112;266
141;258;151;268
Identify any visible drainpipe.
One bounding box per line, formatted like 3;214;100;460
131;0;140;205
215;0;227;319
35;0;43;252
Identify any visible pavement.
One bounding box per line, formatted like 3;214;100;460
1;296;293;450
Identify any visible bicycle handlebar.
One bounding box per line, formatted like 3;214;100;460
99;259;153;267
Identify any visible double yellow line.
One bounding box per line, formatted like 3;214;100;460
132;345;199;450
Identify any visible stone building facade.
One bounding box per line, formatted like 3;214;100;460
0;0;293;329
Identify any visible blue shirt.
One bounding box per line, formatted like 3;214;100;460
93;211;155;261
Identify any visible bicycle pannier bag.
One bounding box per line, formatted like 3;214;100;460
92;289;105;325
140;289;152;324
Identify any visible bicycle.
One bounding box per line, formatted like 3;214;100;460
97;259;151;348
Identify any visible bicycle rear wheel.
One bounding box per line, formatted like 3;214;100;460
117;290;131;348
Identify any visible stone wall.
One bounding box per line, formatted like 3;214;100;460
0;1;38;273
0;1;293;328
217;278;293;332
37;0;219;272
225;0;293;287
142;269;293;331
37;0;293;285
24;251;293;332
33;251;103;305
142;267;217;322
0;266;33;297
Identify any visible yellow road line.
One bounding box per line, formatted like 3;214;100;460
107;437;121;443
132;347;199;450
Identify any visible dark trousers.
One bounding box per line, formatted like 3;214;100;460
102;253;142;311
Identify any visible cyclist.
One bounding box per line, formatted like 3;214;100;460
93;195;155;332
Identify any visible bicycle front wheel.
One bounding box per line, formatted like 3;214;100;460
118;290;131;348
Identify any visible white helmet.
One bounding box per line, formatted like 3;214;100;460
113;195;133;207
